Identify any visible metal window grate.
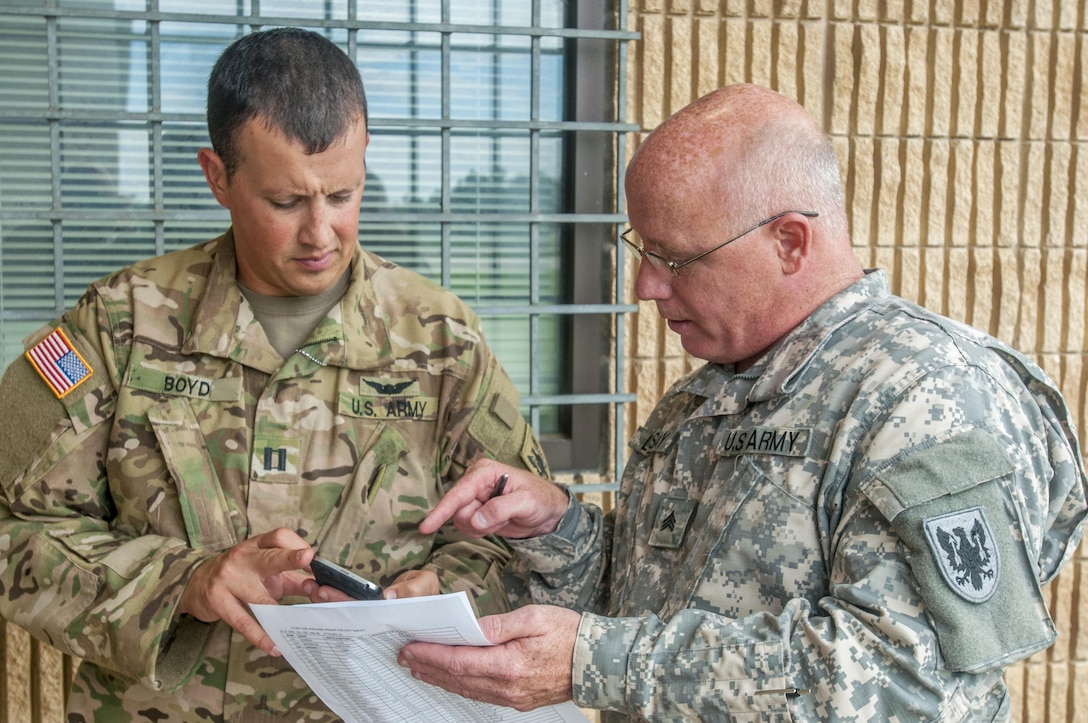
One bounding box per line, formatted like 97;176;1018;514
0;1;638;485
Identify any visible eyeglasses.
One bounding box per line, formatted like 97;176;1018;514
620;210;819;277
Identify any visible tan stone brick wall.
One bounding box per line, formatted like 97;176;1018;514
623;1;1087;721
4;3;1086;720
0;624;71;723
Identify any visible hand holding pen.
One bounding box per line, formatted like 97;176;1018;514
419;461;570;540
489;473;509;500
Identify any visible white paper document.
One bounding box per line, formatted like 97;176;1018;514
251;592;590;723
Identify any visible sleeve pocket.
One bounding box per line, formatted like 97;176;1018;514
861;429;1056;672
4;528;101;658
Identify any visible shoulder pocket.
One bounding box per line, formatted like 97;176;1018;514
0;353;113;490
467;369;550;479
5;525;101;655
861;429;1055;672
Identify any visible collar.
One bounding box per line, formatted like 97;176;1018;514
180;231;391;373
678;269;890;409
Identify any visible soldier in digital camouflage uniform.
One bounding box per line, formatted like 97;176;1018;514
0;27;548;722
398;83;1088;721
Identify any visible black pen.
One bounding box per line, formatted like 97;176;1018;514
489;473;509;500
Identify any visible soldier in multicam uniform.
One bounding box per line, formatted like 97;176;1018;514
397;84;1088;721
0;27;549;722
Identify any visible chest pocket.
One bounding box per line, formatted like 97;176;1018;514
243;419;406;546
314;422;411;576
147;398;238;552
687;455;825;619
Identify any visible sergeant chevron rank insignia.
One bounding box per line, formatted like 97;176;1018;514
649;497;697;548
923;506;1000;603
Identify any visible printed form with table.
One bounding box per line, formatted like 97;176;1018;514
252;591;590;723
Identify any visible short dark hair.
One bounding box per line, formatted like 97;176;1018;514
206;27;368;177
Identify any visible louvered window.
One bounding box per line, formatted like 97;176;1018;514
0;0;635;476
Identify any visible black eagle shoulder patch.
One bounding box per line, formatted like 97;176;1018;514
923;506;1000;603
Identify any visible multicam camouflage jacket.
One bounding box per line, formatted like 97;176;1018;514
509;270;1087;722
0;232;550;722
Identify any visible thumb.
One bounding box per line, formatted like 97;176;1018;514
471;503;497;531
477;606;550;645
470;492;529;535
477;611;522;645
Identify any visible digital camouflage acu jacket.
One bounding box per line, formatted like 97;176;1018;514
0;232;550;722
508;269;1087;722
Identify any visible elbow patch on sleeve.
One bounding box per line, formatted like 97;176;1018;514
0;356;71;487
863;430;1056;672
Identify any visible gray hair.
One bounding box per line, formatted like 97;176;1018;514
728;116;849;238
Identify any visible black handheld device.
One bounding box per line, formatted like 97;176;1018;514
311;556;384;601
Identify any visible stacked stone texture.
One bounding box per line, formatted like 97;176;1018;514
2;2;1086;721
624;1;1086;721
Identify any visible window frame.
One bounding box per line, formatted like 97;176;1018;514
0;1;638;480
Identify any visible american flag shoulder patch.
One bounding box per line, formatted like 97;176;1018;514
26;328;93;399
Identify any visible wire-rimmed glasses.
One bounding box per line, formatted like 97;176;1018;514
620;210;819;277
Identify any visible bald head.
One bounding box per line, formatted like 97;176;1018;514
624;84;865;369
627;84;848;239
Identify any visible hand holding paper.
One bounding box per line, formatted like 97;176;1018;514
251;592;588;723
399;604;582;713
